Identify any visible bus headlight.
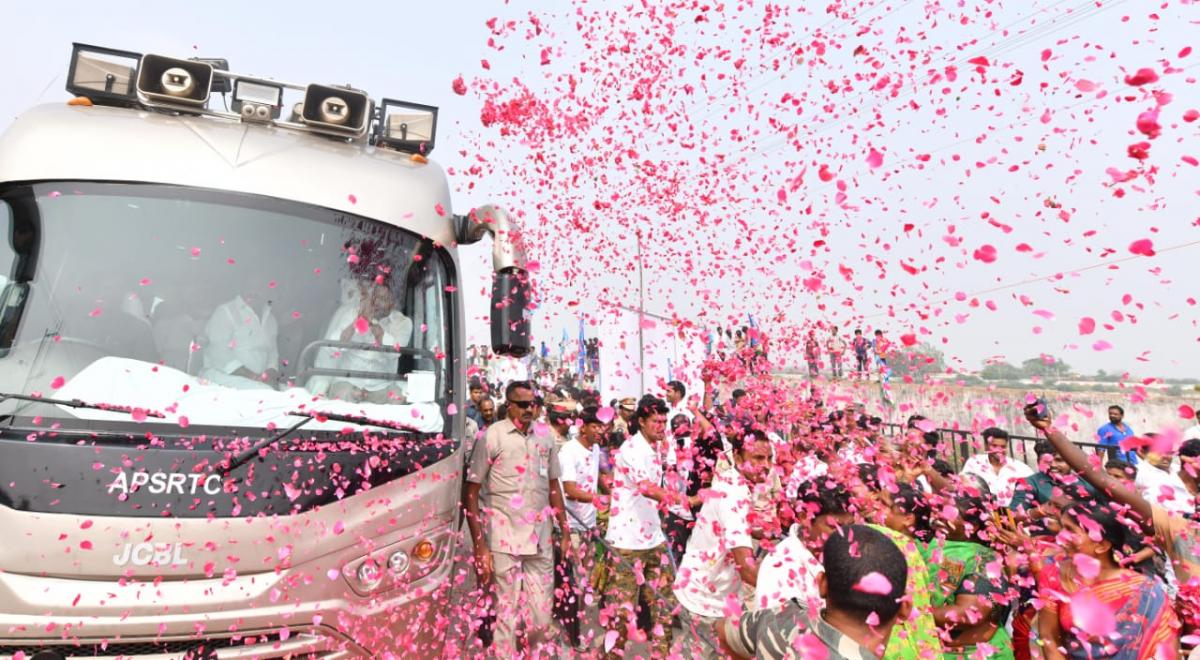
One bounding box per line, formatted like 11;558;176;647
343;536;443;596
387;550;411;575
355;559;384;592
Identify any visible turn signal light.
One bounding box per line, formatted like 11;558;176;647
412;540;435;562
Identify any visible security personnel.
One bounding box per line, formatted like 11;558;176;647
464;380;572;656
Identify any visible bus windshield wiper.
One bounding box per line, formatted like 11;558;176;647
0;391;167;423
218;410;422;475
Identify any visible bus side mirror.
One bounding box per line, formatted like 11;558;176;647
490;269;530;357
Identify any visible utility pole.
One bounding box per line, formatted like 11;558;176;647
636;228;646;394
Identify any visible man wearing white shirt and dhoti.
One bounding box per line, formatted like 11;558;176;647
201;291;280;390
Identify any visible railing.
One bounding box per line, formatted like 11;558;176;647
881;423;1112;471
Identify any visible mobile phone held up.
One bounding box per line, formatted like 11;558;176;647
1025;396;1051;421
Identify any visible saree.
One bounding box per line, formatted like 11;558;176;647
1039;563;1179;659
868;525;943;660
921;539;1015;660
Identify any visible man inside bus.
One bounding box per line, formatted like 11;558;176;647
200;287;281;390
315;275;412;404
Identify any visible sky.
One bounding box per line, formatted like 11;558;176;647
1;0;1197;382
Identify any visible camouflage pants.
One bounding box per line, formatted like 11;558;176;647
602;545;675;659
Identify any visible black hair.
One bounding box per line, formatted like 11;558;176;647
731;428;769;454
954;495;990;542
1064;501;1126;556
731;388;747;401
857;464;881;492
823;525;908;624
670;413;691;433
1034;439;1055;458
891;485;933;542
469;380;484;392
1105;458;1133;472
798;479;852;518
905;414;927;429
854;328;863;334
1181;439;1200;460
667;380;686;398
580;406;602;426
504;380;533;400
931;459;955;477
981;427;1010;442
874;329;883;336
629;396;668;435
1108;405;1125;415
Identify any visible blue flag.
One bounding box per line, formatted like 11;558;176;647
577;318;586;376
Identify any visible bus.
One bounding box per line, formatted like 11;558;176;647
0;44;530;659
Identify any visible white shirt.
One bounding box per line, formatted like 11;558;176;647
1185;425;1200;442
753;525;824;612
960;454;1034;505
784;455;829;500
309;284;413;395
201;295;278;389
668;402;694;423
606;432;667;550
559;439;601;531
1136;461;1193;515
673;470;755;618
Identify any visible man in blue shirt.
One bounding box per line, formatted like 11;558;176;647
1096;404;1137;464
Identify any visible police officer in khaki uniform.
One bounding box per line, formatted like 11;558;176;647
464;380;572;656
547;398;579;449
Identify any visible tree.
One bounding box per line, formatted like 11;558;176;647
889;342;946;379
980;361;1022;381
1020;355;1071;381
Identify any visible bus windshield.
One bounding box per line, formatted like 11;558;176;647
0;182;450;434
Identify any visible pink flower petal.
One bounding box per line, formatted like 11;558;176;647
596;406;616;423
354;317;370;334
1078;317;1096;335
973;244;997;263
50;376;65;389
1129;238;1156;256
792;632;830;659
852;571;893;595
1073;553;1101;581
1124;67;1159;86
1070;591;1116;637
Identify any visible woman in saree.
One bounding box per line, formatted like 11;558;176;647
1037;502;1179;659
922;494;1016;659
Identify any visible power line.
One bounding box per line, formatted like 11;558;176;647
859;239;1200;320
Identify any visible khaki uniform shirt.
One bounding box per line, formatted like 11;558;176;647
467;418;561;556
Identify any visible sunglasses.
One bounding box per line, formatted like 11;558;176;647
508;400;535;409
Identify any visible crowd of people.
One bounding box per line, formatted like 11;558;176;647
457;338;1200;659
804;327;893;382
